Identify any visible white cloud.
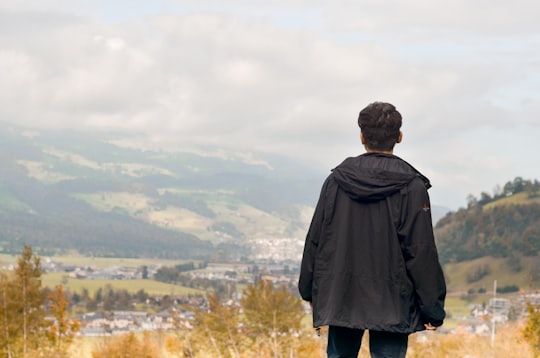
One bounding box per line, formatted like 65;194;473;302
0;2;539;209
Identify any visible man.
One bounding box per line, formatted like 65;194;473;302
298;102;446;358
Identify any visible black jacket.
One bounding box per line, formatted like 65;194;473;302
298;153;446;333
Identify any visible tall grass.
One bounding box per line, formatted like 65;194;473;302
407;324;535;358
69;325;536;358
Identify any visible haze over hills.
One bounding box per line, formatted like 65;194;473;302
0;124;328;259
8;123;532;266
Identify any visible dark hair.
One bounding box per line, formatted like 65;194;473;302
357;102;402;151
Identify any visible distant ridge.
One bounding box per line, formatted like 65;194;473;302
434;177;540;264
0;124;323;259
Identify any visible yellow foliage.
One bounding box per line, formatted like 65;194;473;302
181;281;323;358
164;335;183;357
0;245;50;357
242;280;304;335
47;284;81;351
91;332;162;358
408;324;535;358
523;304;540;355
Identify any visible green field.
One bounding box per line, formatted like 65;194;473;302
3;250;538;301
0;253;186;268
42;272;204;296
75;187;309;244
0;253;204;296
443;256;540;292
444;296;471;317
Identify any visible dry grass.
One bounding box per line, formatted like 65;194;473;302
65;324;538;358
407;324;535;358
483;192;540;211
319;324;537;358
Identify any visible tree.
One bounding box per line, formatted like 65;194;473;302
47;285;80;356
492;184;503;198
478;191;492;205
8;245;47;357
523;304;540;355
91;332;162;358
0;272;13;358
0;246;83;357
242;280;304;336
185;281;321;357
520;225;540;256
190;293;241;357
80;287;90;302
506;254;522;273
513;176;525;193
141;265;149;279
241;280;306;357
466;194;477;208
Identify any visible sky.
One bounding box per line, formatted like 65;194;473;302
0;0;539;210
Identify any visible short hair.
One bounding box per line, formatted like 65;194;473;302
357;102;402;151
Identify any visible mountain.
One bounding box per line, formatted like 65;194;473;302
434;178;540;264
434;179;540;290
8;123;520;265
0;125;324;259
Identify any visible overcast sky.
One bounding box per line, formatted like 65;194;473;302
1;1;538;210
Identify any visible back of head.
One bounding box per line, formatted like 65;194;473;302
358;102;402;151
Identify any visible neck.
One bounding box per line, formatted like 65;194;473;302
365;147;394;155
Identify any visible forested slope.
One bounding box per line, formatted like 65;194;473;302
435;177;540;264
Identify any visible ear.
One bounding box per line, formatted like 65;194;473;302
360;132;366;145
396;131;403;144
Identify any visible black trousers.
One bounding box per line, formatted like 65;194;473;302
327;325;408;358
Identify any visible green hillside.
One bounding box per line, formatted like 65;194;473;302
0;125;319;259
443;256;540;293
435;177;540;291
435;177;540;262
2;124;539;297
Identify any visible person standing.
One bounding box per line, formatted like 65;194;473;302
298;102;446;358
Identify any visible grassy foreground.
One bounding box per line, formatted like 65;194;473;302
66;323;535;358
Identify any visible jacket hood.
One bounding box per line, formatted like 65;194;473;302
331;153;430;202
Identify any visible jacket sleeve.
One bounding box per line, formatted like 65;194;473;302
298;177;330;302
399;178;446;327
